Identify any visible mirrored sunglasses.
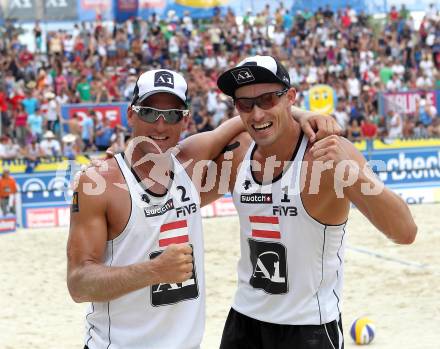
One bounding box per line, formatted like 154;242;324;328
234;89;288;113
131;106;189;124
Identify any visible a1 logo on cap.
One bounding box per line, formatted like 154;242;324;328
154;71;174;89
232;68;255;85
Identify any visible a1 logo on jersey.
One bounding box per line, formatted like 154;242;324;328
149;246;199;306
248;239;288;294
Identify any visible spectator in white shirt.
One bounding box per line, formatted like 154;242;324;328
391;60;405;77
272;26;286;46
206;88;218;114
386;74;403;91
333;102;350;134
0;136;21;160
387;110;403;139
203;51;217;70
346;72;361;99
40;131;62;157
416;73;433;89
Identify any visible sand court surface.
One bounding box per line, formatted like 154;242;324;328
0;204;439;348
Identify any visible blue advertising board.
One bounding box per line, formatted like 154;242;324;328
12;161;79;228
365;147;440;188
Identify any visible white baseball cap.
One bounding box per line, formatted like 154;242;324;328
131;69;188;107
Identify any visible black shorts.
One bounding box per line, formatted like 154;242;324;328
220;308;344;349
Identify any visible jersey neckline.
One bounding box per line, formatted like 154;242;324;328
249;130;304;186
121;152;175;198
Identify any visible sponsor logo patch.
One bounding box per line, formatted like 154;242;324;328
143;199;174;218
150;244;199;306
231;68;255;84
248;239;288;294
154;71;174;89
240;193;273;204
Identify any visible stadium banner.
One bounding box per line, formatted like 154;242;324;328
61;102;129;132
44;0;77;20
137;0;223;19
114;0;138;22
366;0;436;13
0;217;17;234
137;0;295;19
365;147;440;188
292;0;366;15
0;155;90;174
378;90;439;116
25;206;70;228
78;0;112;21
13;167;75;228
4;0;37;21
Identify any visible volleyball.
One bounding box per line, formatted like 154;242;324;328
350;317;375;345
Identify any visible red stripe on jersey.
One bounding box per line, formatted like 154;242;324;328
252;230;281;239
160;220;187;233
249;216;279;224
159;235;189;247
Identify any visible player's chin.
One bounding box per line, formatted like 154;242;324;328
252;130;277;147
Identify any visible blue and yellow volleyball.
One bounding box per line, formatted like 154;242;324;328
350;317;375;345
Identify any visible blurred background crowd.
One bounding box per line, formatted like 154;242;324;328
0;2;439;161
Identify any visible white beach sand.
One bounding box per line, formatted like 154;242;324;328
0;204;438;349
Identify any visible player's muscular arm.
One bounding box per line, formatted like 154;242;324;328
67;170;194;303
310;136;417;244
200;132;251;207
179;116;245;163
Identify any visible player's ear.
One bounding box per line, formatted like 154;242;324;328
181;112;190;133
127;106;134;128
286;87;296;105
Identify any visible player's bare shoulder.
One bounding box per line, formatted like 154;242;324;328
73;157;127;205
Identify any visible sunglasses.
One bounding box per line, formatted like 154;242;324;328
234;89;289;113
131;106;189;124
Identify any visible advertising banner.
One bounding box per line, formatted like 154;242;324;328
0;217;17;233
292;0;366;15
5;0;37;21
61;102;129;133
365;147;440;188
78;0;112;21
13;164;76;227
43;0;77;20
25;206;70;228
137;0;296;19
379;90;439;116
114;0;138;22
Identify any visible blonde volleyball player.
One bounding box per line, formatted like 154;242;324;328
67;68;335;349
205;55;417;349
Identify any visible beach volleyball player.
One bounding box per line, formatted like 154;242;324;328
203;55;417;348
67;68;336;348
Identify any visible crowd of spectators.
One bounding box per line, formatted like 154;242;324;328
0;3;439;161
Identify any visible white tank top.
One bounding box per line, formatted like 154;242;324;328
232;133;347;325
84;153;205;349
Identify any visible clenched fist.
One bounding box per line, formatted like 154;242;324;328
151;244;194;284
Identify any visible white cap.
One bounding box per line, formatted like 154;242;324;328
62;133;76;143
43;130;56;139
131;69;188;107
